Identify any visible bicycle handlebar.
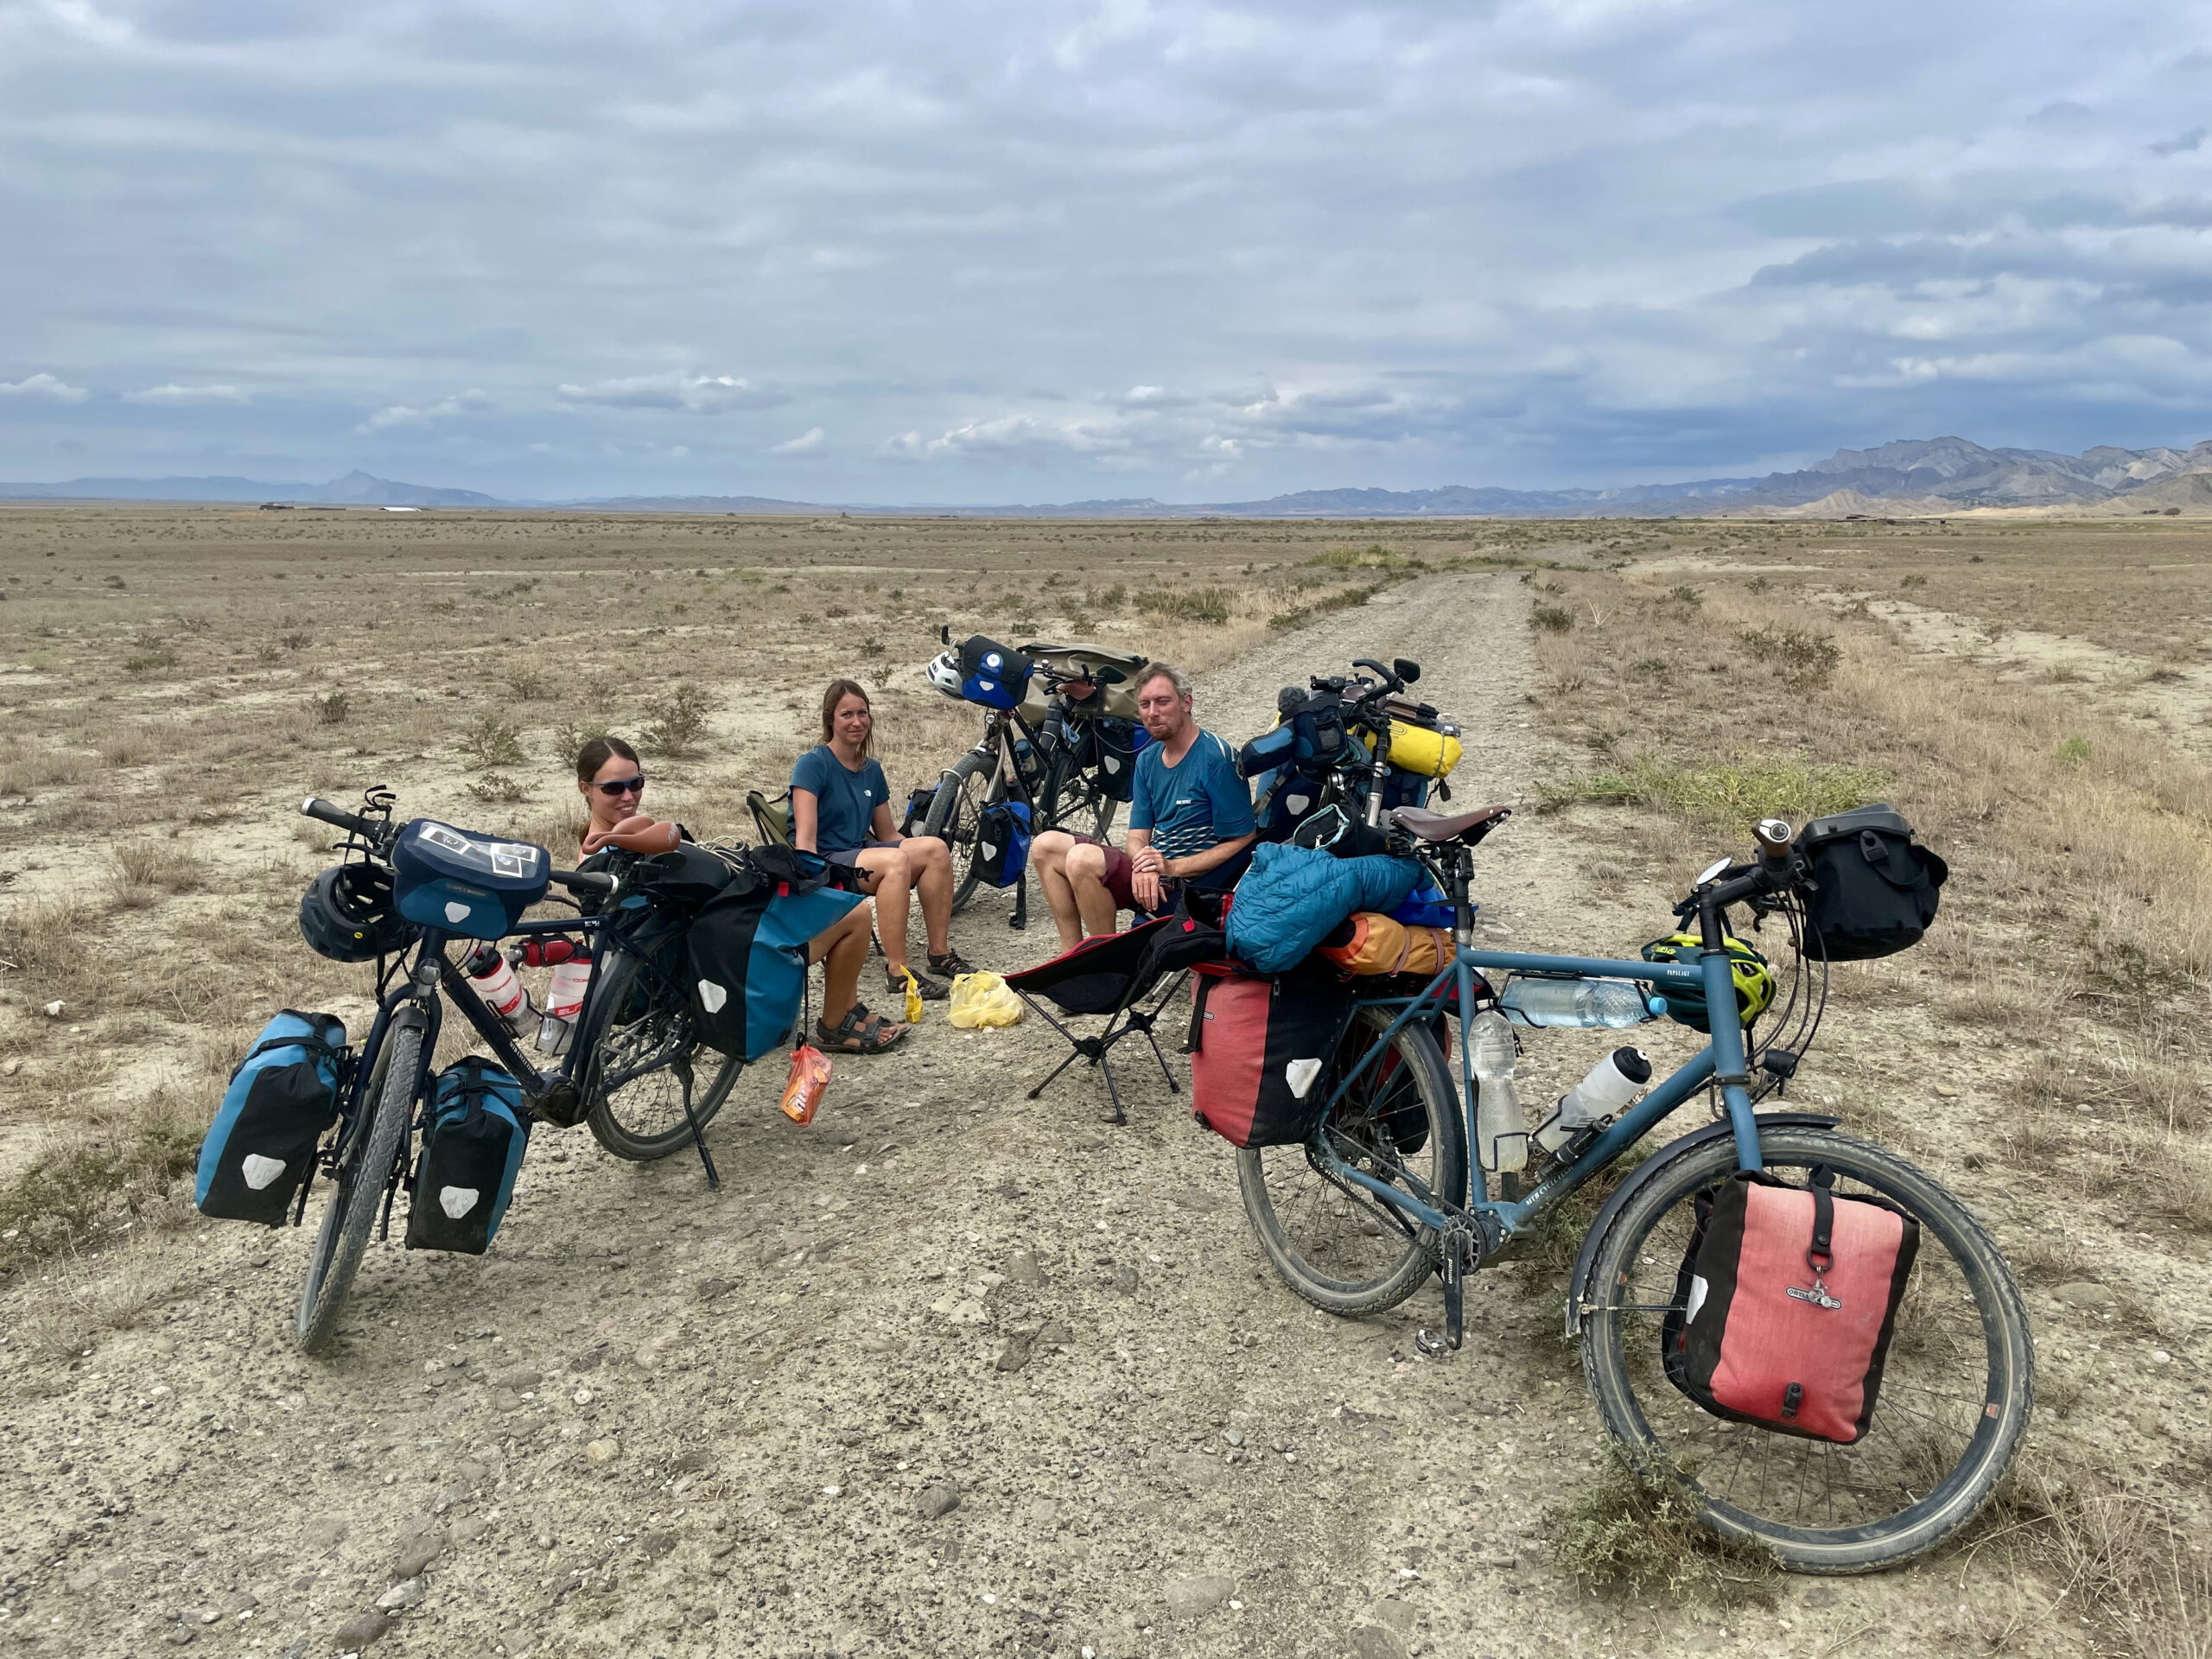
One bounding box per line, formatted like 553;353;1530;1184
550;868;615;897
302;797;386;846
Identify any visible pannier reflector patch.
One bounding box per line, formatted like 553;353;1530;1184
1285;1058;1322;1098
438;1185;480;1219
1685;1274;1708;1323
1103;756;1122;773
444;901;472;924
240;1154;287;1190
697;980;728;1013
1286;793;1311;814
981;841;999;860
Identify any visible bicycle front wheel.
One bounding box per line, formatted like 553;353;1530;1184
1237;1006;1468;1316
1580;1125;2032;1573
923;748;1001;913
579;949;743;1161
296;1021;419;1353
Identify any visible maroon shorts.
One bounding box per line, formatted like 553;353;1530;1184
1071;834;1138;912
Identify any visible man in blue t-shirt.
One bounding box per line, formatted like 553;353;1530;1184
1032;662;1255;948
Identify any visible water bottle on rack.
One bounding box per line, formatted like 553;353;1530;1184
462;944;532;1036
1466;1009;1527;1173
1532;1046;1653;1155
1499;976;1662;1029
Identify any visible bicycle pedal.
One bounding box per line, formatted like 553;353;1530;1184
1414;1326;1452;1359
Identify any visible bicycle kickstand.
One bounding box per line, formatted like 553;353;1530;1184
678;1068;721;1192
1009;870;1029;931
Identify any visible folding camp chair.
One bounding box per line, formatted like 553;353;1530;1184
1001;902;1230;1124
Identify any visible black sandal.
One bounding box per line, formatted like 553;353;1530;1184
817;1005;909;1054
926;949;976;980
890;966;949;1001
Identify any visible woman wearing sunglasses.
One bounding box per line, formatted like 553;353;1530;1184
573;736;905;1054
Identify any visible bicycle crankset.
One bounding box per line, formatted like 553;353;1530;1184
1415;1221;1484;1357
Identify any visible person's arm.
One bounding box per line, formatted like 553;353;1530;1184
791;789;821;854
1161;830;1254;880
1127;826;1160;874
870;800;901;843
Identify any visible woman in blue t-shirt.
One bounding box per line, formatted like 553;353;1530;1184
791;679;974;1001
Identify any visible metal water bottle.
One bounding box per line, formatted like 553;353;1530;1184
1467;1009;1526;1173
1532;1047;1653;1155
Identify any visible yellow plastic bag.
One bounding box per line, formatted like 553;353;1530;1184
947;970;1024;1029
899;967;925;1025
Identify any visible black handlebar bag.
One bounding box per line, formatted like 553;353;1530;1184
1798;804;1948;961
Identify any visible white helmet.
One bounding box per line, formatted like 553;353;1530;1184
925;650;965;701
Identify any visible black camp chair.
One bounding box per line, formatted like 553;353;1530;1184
1002;902;1230;1124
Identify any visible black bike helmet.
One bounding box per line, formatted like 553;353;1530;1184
298;862;409;963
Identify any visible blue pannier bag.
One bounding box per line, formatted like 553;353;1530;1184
391;818;552;941
196;1010;349;1225
973;800;1033;887
405;1056;530;1255
686;848;865;1061
956;635;1033;712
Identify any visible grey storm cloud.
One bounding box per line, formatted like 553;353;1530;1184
6;0;2212;499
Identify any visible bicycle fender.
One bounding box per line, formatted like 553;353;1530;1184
1561;1110;1840;1338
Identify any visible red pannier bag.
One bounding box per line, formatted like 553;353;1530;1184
1663;1173;1920;1444
1187;961;1352;1147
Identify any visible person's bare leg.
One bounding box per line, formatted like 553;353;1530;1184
906;836;954;957
1065;841;1120;939
1031;830;1081;950
857;849;914;972
808;905;873;1030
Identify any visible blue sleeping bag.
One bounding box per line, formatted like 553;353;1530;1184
1224;842;1422;974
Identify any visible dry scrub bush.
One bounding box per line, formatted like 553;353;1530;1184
0;894;94;999
0;1086;204;1272
1557;1442;1778;1607
114;840;208;895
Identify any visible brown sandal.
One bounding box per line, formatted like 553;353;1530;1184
817;1004;909;1054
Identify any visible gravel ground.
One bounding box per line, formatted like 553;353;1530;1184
1;573;2051;1658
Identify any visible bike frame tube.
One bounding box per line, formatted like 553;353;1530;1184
1314;936;1758;1240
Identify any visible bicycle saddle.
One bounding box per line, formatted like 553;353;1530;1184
1389;804;1512;845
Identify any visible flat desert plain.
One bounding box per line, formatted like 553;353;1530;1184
0;507;2206;1659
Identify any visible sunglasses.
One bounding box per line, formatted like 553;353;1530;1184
594;775;645;797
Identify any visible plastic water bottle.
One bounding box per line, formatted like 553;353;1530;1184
464;945;532;1035
536;958;592;1056
1499;977;1661;1029
1533;1047;1654;1155
1466;1009;1526;1173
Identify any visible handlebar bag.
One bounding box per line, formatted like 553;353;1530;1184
684;851;863;1061
1797;804;1948;961
392;819;552;940
404;1056;530;1255
1281;688;1348;772
972;799;1033;888
956;635;1034;711
1091;718;1151;802
1236;721;1297;781
1662;1173;1919;1444
1187;960;1354;1147
195;1010;349;1224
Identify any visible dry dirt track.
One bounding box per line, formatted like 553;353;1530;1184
5;574;2026;1659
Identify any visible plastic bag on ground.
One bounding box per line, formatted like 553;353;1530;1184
948;971;1024;1029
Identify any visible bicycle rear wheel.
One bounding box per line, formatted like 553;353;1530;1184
1580;1125;2032;1573
1237;1006;1467;1315
924;749;1001;913
296;1021;419;1353
579;948;743;1161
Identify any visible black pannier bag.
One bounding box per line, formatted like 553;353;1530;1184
195;1011;350;1224
1798;804;1948;961
405;1056;530;1255
1662;1173;1919;1444
683;848;863;1061
1091;717;1149;802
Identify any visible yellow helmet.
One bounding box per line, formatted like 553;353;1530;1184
1640;932;1774;1031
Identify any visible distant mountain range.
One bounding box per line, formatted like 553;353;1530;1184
9;437;2212;517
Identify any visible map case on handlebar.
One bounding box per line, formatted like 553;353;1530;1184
392;819;551;939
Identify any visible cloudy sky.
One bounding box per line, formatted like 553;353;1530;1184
5;0;2212;500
